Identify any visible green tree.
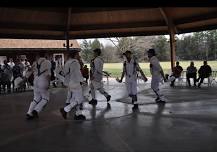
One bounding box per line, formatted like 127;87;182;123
80;39;92;63
152;36;170;61
80;39;104;63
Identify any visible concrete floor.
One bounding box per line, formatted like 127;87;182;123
0;78;217;152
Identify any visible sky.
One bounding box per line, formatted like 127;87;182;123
77;33;193;46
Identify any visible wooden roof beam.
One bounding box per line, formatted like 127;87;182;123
69;7;149;13
66;7;72;31
68;21;166;31
0;33;65;40
15;7;147;14
174;11;217;25
159;8;177;71
159;7;178;33
178;24;217;34
0;22;64;31
65;7;72;50
68;30;168;39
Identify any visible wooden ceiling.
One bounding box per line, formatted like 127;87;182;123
0;7;217;39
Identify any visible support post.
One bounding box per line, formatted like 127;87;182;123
66;32;70;52
159;8;177;72
169;31;176;71
65;7;72;52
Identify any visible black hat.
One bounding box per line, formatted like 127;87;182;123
147;48;156;55
123;50;132;55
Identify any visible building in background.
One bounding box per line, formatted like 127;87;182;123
0;39;80;65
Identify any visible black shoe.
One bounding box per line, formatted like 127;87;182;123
32;110;39;118
89;99;97;105
60;108;67;119
132;104;139;111
74;114;86;120
155;97;160;102
53;83;57;88
65;103;70;106
170;84;174;87
26;114;34;120
106;95;111;102
106;103;111;110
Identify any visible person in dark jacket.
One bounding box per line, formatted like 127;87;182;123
170;61;183;87
186;61;197;87
197;60;212;88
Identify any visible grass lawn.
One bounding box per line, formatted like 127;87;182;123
85;61;217;78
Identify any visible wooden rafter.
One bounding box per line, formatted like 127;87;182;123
66;7;72;31
159;7;177;70
175;11;217;25
0;22;64;31
159;7;178;33
65;7;72;50
68;21;166;31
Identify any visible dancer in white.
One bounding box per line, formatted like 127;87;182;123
88;48;111;106
147;49;167;103
60;50;86;120
26;53;51;120
117;50;147;110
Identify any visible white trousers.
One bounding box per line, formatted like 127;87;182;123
126;79;137;96
64;87;83;115
66;83;89;104
151;76;164;100
126;79;138;104
90;80;109;100
27;76;50;115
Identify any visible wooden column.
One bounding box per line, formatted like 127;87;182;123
169;31;176;71
65;7;72;52
159;8;177;71
65;32;70;52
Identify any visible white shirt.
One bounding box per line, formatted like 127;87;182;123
64;58;83;84
91;56;104;82
149;56;163;77
32;57;51;77
124;58;139;82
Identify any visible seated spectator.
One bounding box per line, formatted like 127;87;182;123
186;61;197;87
170;61;183;87
197;60;212;88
